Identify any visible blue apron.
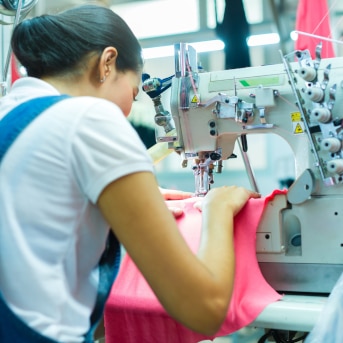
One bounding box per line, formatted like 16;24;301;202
0;96;121;343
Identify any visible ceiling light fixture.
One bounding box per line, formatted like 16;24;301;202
143;33;282;59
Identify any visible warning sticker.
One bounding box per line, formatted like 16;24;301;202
291;112;301;122
191;94;200;103
291;112;304;134
293;122;304;134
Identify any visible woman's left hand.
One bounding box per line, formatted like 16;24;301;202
159;187;193;200
159;187;193;218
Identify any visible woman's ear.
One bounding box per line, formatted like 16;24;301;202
99;47;118;83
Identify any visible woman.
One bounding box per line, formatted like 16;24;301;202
0;4;259;343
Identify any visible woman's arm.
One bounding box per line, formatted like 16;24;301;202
97;171;259;335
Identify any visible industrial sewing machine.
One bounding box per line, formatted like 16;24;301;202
143;42;343;295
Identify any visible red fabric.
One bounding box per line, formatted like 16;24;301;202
295;0;335;58
10;54;21;84
104;190;285;343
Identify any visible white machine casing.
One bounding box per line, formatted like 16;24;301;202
146;43;343;294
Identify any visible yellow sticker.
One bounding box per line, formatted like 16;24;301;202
291;112;304;134
293;122;304;134
291;112;301;122
191;94;200;103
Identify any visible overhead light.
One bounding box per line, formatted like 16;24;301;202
143;34;282;59
142;40;224;59
191;40;225;52
247;33;280;47
143;45;175;59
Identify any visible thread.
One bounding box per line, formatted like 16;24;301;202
299;67;317;82
327;159;343;174
306;87;324;102
321;138;341;152
312;107;331;123
295;31;343;46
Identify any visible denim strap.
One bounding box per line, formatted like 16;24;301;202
0;95;70;160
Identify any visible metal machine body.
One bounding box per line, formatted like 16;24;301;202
143;43;343;294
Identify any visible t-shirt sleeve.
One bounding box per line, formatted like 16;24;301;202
70;100;154;204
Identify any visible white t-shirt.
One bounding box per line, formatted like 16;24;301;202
0;78;154;342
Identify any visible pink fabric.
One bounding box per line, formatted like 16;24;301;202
295;0;335;58
104;190;284;343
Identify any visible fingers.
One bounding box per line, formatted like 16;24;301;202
193;200;203;212
167;206;184;218
165;187;260;217
160;187;193;200
202;186;262;216
247;189;261;199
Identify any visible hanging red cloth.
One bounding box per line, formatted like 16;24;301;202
10;54;21;84
295;0;335;58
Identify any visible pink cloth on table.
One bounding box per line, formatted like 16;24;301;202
104;190;284;343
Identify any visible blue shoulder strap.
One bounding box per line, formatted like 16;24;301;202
0;95;121;342
0;95;70;161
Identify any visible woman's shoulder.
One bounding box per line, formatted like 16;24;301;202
58;96;140;141
53;95;128;125
62;95;122;113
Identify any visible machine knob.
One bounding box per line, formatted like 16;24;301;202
209;152;221;161
327;159;343;174
306;87;324;103
321;138;341;153
299;67;317;82
311;107;331;123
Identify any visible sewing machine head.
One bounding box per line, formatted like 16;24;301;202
143;43;343;294
143;42;343;200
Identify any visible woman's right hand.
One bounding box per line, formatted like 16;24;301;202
195;185;261;215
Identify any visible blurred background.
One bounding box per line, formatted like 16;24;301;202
1;0;343;196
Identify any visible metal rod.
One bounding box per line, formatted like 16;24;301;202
237;138;260;193
295;30;343;46
2;0;23;96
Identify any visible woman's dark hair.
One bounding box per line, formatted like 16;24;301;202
11;5;143;78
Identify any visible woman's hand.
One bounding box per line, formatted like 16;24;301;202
159;187;193;200
202;185;261;215
159;187;193;218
